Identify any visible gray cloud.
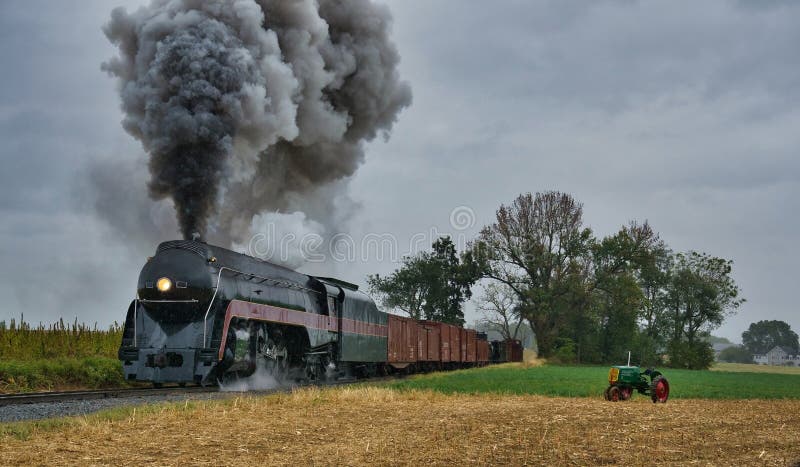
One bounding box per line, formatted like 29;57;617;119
0;0;798;343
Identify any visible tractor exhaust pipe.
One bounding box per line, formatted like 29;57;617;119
627;351;631;366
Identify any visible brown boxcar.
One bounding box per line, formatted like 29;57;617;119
452;324;461;363
493;339;523;363
476;337;489;364
417;321;441;362
440;323;460;363
434;322;450;362
464;329;477;363
387;314;418;365
459;328;468;362
416;322;428;363
422;321;450;363
507;339;523;362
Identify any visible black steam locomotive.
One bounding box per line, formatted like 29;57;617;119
120;239;390;385
119;240;521;386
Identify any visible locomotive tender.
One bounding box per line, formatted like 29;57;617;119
119;240;504;385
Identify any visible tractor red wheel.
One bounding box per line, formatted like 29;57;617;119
604;386;612;401
650;376;669;403
620;386;632;401
608;386;621;402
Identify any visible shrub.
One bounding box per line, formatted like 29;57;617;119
718;345;753;364
549;338;577;364
668;340;715;370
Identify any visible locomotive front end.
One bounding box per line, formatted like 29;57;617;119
119;241;220;385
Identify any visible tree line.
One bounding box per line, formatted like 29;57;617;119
368;191;744;370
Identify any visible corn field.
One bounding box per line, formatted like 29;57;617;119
0;315;122;360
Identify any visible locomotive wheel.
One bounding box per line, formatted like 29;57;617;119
620;386;632;401
650;375;669;403
608;385;621;402
258;337;289;382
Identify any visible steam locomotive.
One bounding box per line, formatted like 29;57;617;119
119;240;522;385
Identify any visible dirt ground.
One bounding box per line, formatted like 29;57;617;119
2;387;799;466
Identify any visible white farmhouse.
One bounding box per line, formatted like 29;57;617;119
760;346;799;366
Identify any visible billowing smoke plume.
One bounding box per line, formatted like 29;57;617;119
102;0;411;244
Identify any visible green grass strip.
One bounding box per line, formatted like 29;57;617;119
388;363;800;400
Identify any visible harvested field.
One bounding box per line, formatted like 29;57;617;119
2;387;799;466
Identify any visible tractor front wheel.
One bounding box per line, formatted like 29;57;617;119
650;376;669;403
608;385;621;402
620;386;632;401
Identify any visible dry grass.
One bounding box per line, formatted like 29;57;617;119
2;387;799;466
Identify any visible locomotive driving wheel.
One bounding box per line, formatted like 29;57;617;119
257;327;289;382
303;346;335;383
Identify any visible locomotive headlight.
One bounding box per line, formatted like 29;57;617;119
156;277;172;293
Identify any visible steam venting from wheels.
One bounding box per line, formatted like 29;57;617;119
102;0;411;244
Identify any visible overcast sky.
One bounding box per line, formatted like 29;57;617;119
0;0;798;343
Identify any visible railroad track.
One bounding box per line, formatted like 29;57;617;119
0;375;396;407
0;385;218;407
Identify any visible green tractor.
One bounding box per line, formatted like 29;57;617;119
604;354;669;403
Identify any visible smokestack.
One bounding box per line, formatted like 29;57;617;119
102;0;411;244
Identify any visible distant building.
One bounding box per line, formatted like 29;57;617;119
754;346;799;366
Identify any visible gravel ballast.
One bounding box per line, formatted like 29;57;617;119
0;391;237;423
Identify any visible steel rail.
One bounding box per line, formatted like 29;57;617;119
0;385;218;407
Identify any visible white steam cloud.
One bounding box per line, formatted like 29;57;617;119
233;211;325;270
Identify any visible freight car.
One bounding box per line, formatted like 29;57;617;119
119;240;497;386
491;339;523;363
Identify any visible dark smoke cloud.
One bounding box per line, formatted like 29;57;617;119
101;0;411;244
82;156;180;252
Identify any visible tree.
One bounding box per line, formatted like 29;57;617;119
587;221;663;363
466;190;743;367
470;191;593;357
663;252;744;369
718;345;753;364
367;237;476;325
365;255;431;320
636;241;672;359
742;320;799;355
476;283;524;340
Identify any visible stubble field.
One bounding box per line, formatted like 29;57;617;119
1;384;799;466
